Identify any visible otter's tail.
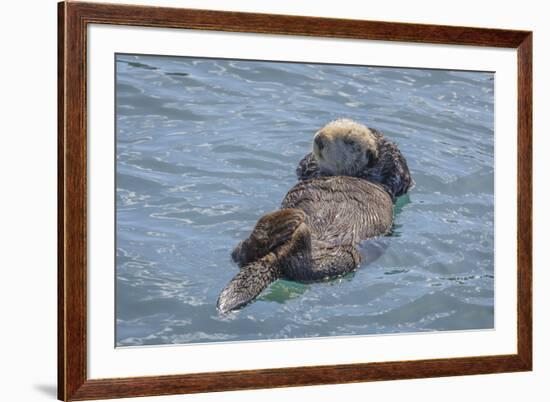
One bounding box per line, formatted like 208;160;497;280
217;254;280;313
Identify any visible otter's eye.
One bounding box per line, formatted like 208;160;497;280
343;138;354;146
314;135;325;151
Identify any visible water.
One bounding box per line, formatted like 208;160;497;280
115;54;494;346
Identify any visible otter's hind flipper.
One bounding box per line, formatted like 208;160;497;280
284;243;362;282
217;254;280;313
231;209;305;267
312;245;362;279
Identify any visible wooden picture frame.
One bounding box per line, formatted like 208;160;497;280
58;1;532;400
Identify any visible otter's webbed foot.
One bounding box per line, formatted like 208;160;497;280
231;209;306;267
295;244;362;282
315;245;362;279
217;253;280;313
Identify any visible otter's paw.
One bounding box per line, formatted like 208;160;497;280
232;209;305;267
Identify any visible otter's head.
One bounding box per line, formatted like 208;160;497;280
312;119;378;176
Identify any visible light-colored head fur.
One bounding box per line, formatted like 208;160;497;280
312;119;378;176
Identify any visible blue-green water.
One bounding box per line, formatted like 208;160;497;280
115;54;494;346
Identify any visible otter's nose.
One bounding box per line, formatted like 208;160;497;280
314;134;325;151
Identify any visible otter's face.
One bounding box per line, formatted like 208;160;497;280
312;119;378;176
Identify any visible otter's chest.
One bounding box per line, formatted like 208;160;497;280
281;176;393;242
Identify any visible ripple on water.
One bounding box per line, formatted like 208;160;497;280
115;54;495;346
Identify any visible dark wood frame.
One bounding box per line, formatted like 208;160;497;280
58;1;532;400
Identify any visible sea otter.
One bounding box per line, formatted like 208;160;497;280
217;119;413;313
